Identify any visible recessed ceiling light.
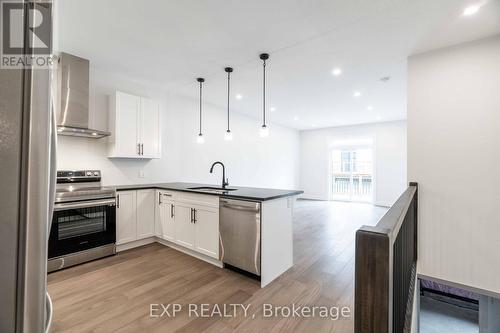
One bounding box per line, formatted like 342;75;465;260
376;115;382;121
270;107;276;112
332;68;342;76
353;91;362;98
367;106;374;111
235;94;243;100
293;116;299;121
463;4;480;16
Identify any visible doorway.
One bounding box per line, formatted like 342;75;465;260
330;147;374;203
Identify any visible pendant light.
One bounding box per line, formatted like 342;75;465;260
224;67;233;141
196;78;205;144
259;53;270;138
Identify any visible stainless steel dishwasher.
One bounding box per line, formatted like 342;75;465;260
219;198;261;276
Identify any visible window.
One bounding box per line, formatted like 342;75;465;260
331;148;373;202
341;151;357;172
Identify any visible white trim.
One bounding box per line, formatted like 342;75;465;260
374;202;392;208
116;236;223;268
156;238;223;267
298;195;328;201
116;237;155;252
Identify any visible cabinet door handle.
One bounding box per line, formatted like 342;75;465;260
141;143;144;155
193;209;197;223
190;208;194;223
137;143;140;155
117;194;120;208
170;204;174;218
158;192;162;205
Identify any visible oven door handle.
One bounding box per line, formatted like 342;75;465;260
54;198;116;211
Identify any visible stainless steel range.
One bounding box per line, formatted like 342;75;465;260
48;170;116;272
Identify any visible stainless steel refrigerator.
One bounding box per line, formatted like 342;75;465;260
0;1;56;332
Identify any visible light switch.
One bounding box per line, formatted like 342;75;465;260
138;168;145;178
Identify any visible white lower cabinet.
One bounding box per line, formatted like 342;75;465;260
136;189;155;239
120;189;219;260
155;190;175;241
116;189;154;245
173;203;219;259
154;190;162;237
174;203;196;249
193;206;219;258
116;190;137;245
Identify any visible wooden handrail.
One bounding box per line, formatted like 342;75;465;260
355;183;418;333
361;184;417;243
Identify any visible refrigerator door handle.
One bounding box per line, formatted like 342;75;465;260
45;292;53;333
48;103;57;234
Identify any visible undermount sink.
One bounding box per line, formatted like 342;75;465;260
187;186;237;193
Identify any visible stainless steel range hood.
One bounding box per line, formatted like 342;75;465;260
57;53;110;138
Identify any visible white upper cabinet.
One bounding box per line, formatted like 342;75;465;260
108;91;161;159
139;97;161;158
110;92;140;157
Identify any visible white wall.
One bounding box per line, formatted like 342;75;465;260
408;35;500;295
57;67;300;189
299;121;407;206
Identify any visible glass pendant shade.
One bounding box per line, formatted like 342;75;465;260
259;125;269;138
196;133;205;144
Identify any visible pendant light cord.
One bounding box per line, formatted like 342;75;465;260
262;59;266;127
227;70;230;132
199;80;202;135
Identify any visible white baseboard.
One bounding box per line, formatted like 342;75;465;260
156;238;223;268
116;237;156;252
298;196;328;201
117;236;222;268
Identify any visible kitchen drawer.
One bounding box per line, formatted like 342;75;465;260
158;190;178;200
175;192;219;208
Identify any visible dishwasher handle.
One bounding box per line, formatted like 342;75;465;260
220;199;260;213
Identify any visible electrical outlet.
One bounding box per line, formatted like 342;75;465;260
138;169;145;178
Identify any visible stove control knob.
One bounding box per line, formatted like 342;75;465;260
93;171;99;176
86;171;92;176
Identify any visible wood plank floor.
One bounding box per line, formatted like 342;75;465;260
47;200;387;333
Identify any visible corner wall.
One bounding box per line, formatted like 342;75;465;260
408;35;500;294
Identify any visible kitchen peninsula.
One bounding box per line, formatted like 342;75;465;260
113;182;303;287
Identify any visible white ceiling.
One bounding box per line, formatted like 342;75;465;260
56;0;500;130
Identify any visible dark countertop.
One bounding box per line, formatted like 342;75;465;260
112;182;303;201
